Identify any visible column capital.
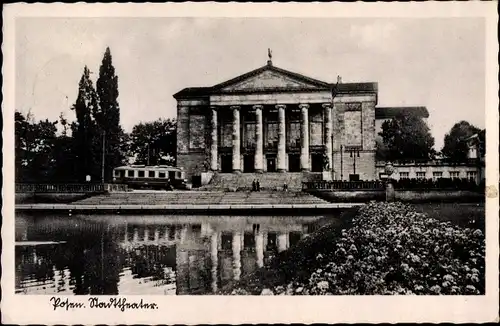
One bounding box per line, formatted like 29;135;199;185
210;105;219;111
322;103;333;109
252;104;264;110
230;105;241;110
275;104;287;110
298;103;310;110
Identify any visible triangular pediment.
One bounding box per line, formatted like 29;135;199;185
214;65;330;92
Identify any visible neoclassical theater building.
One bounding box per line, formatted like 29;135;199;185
174;57;427;184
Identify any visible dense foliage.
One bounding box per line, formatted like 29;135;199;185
15;111;58;182
129;118;177;166
16;47;130;183
225;202;485;295
442;121;484;163
378;115;435;162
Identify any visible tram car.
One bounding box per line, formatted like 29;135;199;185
112;165;189;190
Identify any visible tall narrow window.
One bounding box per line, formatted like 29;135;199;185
244;123;256;148
288;121;301;148
310;110;323;146
266;122;279;147
220;121;232;147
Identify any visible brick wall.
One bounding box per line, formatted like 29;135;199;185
362;101;376;150
331;97;376;180
177;102;210;181
177;153;206;182
332;151;376;181
332;102;345;151
177;106;190;154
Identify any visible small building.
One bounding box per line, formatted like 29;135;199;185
465;130;486;183
376;159;481;184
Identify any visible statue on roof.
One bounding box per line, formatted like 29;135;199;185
267;48;273;66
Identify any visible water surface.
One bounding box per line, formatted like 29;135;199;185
15;212;339;295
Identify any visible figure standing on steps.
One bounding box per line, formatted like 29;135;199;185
283;182;288;192
252;179;256;192
256;180;261;192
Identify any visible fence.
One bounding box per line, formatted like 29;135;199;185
15;183;127;193
302;180;385;191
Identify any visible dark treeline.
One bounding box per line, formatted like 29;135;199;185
15;47;177;184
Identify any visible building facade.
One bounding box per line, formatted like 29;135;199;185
376;160;480;182
174;59;427;183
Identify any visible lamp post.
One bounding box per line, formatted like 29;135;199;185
101;130;106;183
347;147;360;181
340;145;344;181
147;142;150;166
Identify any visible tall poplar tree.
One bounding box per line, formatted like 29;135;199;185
71;66;101;182
96;47;125;182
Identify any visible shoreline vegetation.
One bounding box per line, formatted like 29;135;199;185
220;201;485;295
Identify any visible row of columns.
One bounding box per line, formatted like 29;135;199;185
210;103;333;173
210;231;289;290
126;226;187;244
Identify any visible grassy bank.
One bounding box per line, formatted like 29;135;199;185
221;201;485;295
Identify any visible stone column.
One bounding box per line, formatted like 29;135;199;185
299;103;310;171
133;228;139;243
180;225;188;245
123;224;129;243
231;106;241;173
154;229;160;243
255;231;264;268
144;228;149;242
323;103;333;171
276;104;287;172
210;231;218;293
232;231;242;280
277;232;289;252
254;105;264;173
210;107;218;171
164;226;170;241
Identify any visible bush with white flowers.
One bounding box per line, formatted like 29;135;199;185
225;202;485;295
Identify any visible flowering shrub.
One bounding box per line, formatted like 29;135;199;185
224;202;485;295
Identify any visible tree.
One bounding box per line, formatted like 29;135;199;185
442;121;481;162
71;66;101;182
15;110;58;182
96;47;125;182
379;115;435;162
129;118;177;166
375;137;390;161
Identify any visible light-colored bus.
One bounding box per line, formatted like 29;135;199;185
113;165;188;190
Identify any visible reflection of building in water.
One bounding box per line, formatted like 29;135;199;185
16;214;322;295
174;220;310;295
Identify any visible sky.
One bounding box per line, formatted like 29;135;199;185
15;17;485;150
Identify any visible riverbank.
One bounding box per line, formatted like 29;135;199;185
15;202;363;215
220;201;485;295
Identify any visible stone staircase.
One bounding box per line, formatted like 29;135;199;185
73;190;329;206
202;172;320;191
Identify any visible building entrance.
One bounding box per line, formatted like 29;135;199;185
266;156;276;172
221;155;232;173
311;154;323;172
243;155;255;173
288;154;301;172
